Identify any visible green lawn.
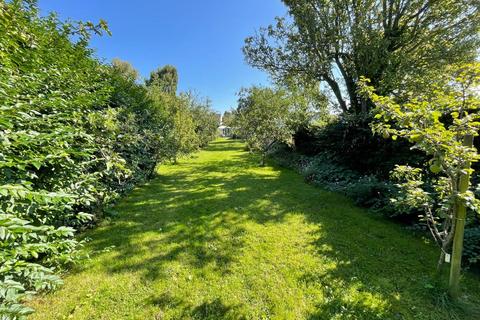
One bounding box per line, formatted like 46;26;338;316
30;139;480;319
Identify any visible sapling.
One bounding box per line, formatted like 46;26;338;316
360;63;480;299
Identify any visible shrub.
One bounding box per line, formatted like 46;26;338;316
293;115;426;178
0;1;215;316
344;176;395;212
0;2;115;315
464;227;480;265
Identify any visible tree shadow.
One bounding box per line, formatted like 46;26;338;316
77;139;479;319
147;293;245;320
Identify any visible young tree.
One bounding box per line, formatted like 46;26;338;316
244;0;479;114
222;111;234;127
360;63;480;299
182;92;219;148
233;87;294;166
170;97;199;161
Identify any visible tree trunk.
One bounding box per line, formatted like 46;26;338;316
260;152;266;167
437;249;446;273
322;73;348;113
448;134;474;299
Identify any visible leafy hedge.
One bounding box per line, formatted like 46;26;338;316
0;1;218;318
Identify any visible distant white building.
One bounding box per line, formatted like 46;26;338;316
218;113;232;137
218;125;231;137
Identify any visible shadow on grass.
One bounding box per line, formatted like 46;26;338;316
81;139;479;319
148;293;244;320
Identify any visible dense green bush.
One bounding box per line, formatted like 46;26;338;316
270;145;395;211
464;227;480;265
0;2;122;316
293;116;426;178
0;1;218;317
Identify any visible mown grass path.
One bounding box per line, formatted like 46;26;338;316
30;139;480;319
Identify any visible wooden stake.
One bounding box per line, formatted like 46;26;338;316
448;135;474;299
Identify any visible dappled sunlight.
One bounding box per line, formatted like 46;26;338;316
29;139;480;319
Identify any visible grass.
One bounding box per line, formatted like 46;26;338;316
29;139;480;319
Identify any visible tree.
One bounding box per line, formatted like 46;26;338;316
222;111;234;127
170;96;199;161
280;79;329;131
233;87;295;166
182;92;219;148
360;63;480;299
244;0;479;114
111;58;139;81
146;65;178;95
147;86;198;163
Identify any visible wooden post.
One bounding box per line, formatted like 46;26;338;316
448;135;474;299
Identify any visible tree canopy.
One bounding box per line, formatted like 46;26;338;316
244;0;480;114
111;58;140;81
146;65;179;95
233;86;295;165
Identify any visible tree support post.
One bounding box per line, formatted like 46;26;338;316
448;134;474;299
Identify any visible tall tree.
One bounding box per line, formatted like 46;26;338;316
222;111;234;127
146;65;178;95
244;0;479;114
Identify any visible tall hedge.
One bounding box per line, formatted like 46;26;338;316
0;1;218;318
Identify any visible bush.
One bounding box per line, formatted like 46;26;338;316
1;3;113;315
0;1;217;316
293;115;426;178
344;176;395;212
464;227;480;265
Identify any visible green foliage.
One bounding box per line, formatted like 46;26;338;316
0;1;215;317
111;58;139;81
0;2;115;315
146;69;218;163
464;227;480;265
292;116;425;177
244;0;480;114
147;88;201;163
221;111;233;127
0;213;83;319
146;65;178;95
233;86;300;165
186;94;219;148
170;97;200;160
361;63;480;293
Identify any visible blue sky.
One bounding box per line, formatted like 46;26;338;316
38;0;288;113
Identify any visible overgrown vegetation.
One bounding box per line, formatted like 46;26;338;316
0;1;218;318
238;0;480;300
2;0;480;317
27;140;480;319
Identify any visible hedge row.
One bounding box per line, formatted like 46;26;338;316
0;2;217;318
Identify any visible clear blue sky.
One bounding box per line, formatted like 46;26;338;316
38;0;287;113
